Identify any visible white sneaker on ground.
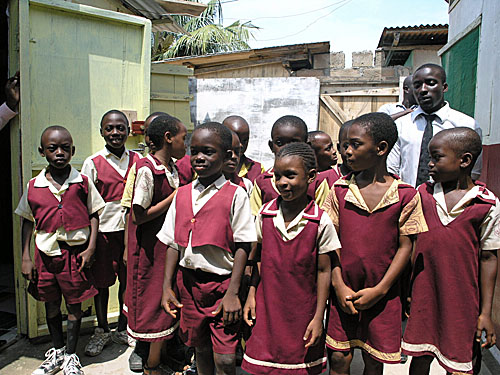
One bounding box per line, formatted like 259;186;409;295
84;327;111;356
62;353;84;375
32;347;65;375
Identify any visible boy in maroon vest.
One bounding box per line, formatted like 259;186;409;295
81;110;140;356
16;126;105;375
160;122;256;375
223;130;253;194
402;128;499;375
222;115;264;183
322;113;428;375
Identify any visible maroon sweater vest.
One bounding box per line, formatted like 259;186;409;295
174;181;238;253
176;155;194;187
335;178;418;292
255;170;279;206
240;155;262;183
27;174;90;233
307;168;341;198
92;151;140;202
230;175;248;191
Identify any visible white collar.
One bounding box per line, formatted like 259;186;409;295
193;174;227;191
101;147;129;160
411;102;450;123
34;167;82;189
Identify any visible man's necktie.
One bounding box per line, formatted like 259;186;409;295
415;114;436;186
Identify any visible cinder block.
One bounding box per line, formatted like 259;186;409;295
330;52;345;69
352;51;373;68
374;49;385;67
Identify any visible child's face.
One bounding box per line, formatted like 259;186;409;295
169;122;188;160
274;155;315;202
224;120;249;154
39;129;75;169
269;125;306;155
344;124;380;172
144;115;160;153
223;133;242;175
413;67;448;114
100;113;129;150
311;133;337;170
337;129;350;167
428;136;462;183
190;128;228;179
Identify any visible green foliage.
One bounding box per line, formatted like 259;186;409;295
152;0;258;60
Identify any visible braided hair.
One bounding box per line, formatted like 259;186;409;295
276;142;317;172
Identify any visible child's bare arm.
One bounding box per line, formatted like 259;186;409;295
349;234;412;310
21;219;36;281
304;253;331;348
331;249;357;315
132;190;176;225
213;243;250;326
122;209;129;265
79;213;99;272
243;251;261;326
477;249;498;348
161;246;182;318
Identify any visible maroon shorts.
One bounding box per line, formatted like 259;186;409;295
30;242;97;305
90;231;126;288
177;267;239;354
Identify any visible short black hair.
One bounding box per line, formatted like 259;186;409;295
352;112;398;151
434;127;482;164
276;142;317;171
40;125;72;148
100;109;129;128
414;63;447;83
307;130;328;143
271;115;308;142
223;115;249;128
146;112;170;122
339;120;354;142
147;115;181;149
195;122;233;153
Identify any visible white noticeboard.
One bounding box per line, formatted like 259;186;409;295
190;77;320;169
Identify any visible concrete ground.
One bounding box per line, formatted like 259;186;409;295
2;332;497;375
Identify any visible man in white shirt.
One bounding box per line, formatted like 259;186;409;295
378;75;418;121
0;72;20;130
387;64;482;187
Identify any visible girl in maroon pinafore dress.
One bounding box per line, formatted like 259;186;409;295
242;142;340;375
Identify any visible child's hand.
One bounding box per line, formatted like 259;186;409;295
161;288;183;318
335;284;358;315
477;314;497;348
243;289;256;326
347;287;385;311
122;246;128;266
213;293;241;326
303;317;323;348
78;248;95;272
21;258;37;281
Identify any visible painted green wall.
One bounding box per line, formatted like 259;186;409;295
441;26;480;117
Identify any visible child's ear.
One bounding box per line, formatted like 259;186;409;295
164;131;172;144
443;82;449;93
38;146;44;157
377;141;389;156
460;152;473;169
307;168;317;184
99;127;104;137
72;146;75;156
268;140;274;153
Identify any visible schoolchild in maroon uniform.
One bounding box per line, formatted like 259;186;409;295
126;115;187;375
249;115;309;216
16;126;105;375
81;110;140;356
222;115;264;182
402;128;500;375
322;113;428;375
223;130;253;194
241;143;339;375
307;130;340;206
160;122;256;375
334;120;354;178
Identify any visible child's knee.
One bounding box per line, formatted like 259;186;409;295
66;302;82;320
45;300;62;318
328;349;353;371
214;352;235;374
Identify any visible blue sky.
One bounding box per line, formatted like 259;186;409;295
222;0;449;66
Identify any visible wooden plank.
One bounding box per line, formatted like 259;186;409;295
150;92;193;101
194;57;285;75
329;88;399;97
155;0;207;17
152;63;193;76
320;95;348;124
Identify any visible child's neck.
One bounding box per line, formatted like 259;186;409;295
441;174;475;195
339;163;351;176
223;171;235;181
153;148;172;172
318;165;333;173
355;161;392;187
105;144;125;158
280;194;309;225
199;172;223;188
47;165;71;188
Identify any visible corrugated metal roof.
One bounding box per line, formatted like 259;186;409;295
121;0;187;33
377;24;449;48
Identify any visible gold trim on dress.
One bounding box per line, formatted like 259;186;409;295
325;335;401;362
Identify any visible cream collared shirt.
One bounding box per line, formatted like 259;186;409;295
433;183;500;251
157;175;257;275
81;148;137;232
15;167;105;256
255;200;341;254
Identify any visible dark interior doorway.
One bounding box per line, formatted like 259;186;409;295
0;2;17;341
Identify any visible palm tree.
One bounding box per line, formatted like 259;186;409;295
152;0;258;60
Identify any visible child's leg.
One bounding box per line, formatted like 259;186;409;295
213;352;235;375
145;341;163;369
94;287;110;332
361;351;383;375
328;348;353;375
45;299;64;349
408;355;433;375
195;345;215;375
66;303;82;355
117;280;127;332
